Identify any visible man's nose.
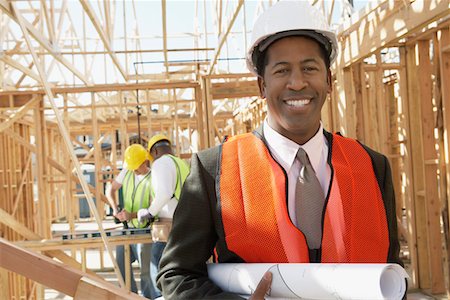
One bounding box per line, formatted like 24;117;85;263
286;70;307;90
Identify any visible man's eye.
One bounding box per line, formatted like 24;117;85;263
304;66;318;72
274;69;288;74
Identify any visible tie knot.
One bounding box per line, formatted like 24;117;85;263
296;148;310;166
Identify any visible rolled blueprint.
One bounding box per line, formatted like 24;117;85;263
207;263;408;300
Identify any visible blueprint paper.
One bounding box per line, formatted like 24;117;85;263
207;263;408;300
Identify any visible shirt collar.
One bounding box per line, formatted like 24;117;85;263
263;120;325;172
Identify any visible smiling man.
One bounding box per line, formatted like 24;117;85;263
157;1;402;299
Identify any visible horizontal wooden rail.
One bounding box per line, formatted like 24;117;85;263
0;238;142;299
14;232;153;251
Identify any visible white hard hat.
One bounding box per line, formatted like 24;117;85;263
246;0;338;75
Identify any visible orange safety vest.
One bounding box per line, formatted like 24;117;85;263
219;132;389;263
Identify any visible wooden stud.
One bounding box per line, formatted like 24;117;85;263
352;63;365;141
11;3;125;287
398;46;419;289
92;93;104;220
342;67;356;138
417;39;446;294
406;43;431;289
439;27;450;291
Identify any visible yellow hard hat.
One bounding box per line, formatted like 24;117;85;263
147;134;171;161
124;144;149;171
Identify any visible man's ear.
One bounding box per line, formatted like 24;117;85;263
258;76;266;99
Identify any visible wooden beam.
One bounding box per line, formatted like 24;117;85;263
11;2;125;288
40;0;55;44
0;96;39;133
438;26;450;292
0;1;89;84
0;80;199;96
78;0;127;80
161;0;169;77
46;156;109;205
405;43;431;289
417;39;446;294
0;207;96;276
0;55;40;82
339;0;450;67
0;238;141;299
11;154;32;216
3;128;37;153
14;232;153;251
398;46;419;288
207;0;244;75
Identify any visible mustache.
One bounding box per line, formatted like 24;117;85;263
281;91;315;99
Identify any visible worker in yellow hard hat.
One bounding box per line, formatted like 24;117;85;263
146;134;171;162
136;133;190;299
106;143;157;299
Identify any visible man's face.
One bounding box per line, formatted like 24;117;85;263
258;36;331;145
133;161;148;175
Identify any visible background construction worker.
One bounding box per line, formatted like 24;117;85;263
106;144;157;299
157;1;403;299
137;134;190;300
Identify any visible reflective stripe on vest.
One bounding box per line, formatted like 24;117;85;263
166;154;190;200
219;132;389;263
122;170;152;228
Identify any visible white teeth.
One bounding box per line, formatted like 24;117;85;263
286;99;310;107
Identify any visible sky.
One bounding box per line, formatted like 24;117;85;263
3;0;369;87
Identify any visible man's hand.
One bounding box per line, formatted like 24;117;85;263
116;209;131;221
137;208;154;223
249;271;272;300
112;207;119;217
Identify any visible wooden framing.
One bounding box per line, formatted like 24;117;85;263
331;1;450;295
1;0;450;298
0;238;141;300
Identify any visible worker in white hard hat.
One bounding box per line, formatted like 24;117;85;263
106;144;158;299
157;1;403;299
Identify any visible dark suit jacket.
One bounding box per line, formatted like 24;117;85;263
157;129;402;299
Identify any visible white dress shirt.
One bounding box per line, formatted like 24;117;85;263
148;155;178;219
263;120;331;227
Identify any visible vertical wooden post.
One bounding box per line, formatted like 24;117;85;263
34;96;51;238
124;245;131;291
398;46;419;288
119;91;128;155
64;94;75;235
343;67;356;138
334;48;350;135
352;63;365;142
203;76;215;147
385;79;402;219
92;93;104;220
417;39;446;294
406;43;431;290
173;89;180;155
195;85;205;150
438;26;450;293
0;268;10;300
48;128;55;220
367;71;380;150
360;64;372;146
375;52;389;156
146;90;152;140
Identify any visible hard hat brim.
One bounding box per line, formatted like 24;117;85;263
258;30;332;55
249;29;337;75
